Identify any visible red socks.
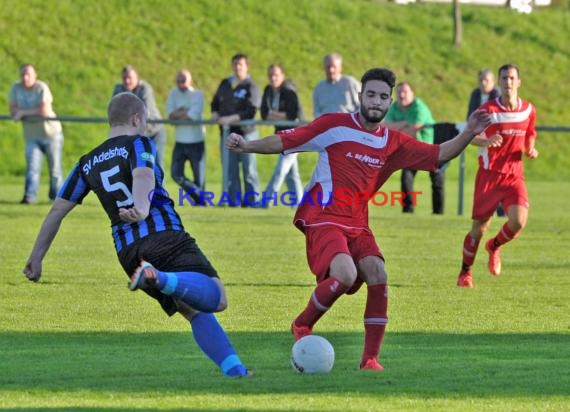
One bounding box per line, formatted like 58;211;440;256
295;279;389;367
491;223;518;250
294;277;349;328
462;233;481;268
361;284;388;365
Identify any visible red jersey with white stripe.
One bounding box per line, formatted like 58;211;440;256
478;97;536;176
279;112;439;231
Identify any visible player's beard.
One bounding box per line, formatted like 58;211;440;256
361;106;386;124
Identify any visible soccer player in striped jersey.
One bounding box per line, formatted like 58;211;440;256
457;64;539;288
23;93;250;378
226;68;491;370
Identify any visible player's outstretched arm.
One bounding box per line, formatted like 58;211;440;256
23;198;77;282
471;134;503;148
439;109;491;162
226;133;283;154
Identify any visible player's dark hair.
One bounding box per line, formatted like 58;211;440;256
107;92;146;126
498;63;520;78
361;68;396;91
232;53;249;64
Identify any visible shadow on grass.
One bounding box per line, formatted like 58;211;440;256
0;407;293;412
1;331;569;398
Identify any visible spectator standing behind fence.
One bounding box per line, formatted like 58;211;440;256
166;69;206;206
9;64;64;204
112;65;167;168
211;53;261;207
383;82;444;214
467;69;501;120
467;68;505;217
312;52;360;118
261;64;304;204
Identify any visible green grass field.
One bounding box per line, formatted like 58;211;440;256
1;175;569;411
1;1;569;409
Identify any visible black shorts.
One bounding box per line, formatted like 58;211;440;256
117;230;218;316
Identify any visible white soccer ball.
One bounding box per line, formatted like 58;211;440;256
291;335;335;374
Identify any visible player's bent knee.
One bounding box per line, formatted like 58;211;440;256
216;297;228;312
330;271;358;288
175;299;199;321
357;256;387;285
375;271;388;285
512;218;526;232
363;271;387;286
212;278;228;312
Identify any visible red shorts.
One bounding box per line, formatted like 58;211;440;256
472;169;529;220
304;224;384;294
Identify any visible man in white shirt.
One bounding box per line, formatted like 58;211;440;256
166;69;206;205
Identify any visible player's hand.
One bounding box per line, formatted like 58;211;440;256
525;147;539;159
466;109;492;136
118;206;147;223
225;133;247;153
487;134;503;148
23;258;42;282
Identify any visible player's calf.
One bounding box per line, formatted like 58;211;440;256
129;260;221;313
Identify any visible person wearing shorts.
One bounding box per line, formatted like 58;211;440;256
457;64;539;288
23;92;250;378
226;67;491;370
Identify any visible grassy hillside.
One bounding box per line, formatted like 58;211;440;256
0;0;569;183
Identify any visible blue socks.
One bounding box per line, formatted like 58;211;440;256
155;270;221;313
152;271;247;376
190;313;248;377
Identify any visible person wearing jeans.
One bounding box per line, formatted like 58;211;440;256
261;64;304;206
211;53;261;207
9;64;64;204
226;129;261;206
24;135;64;202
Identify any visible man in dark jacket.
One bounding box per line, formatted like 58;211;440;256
211;53;261;207
260;63;304;205
467;68;501;119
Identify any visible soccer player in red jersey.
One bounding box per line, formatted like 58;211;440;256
226;67;491;371
457;64;539;288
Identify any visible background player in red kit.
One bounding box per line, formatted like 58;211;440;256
226;67;491;371
457;64;539;288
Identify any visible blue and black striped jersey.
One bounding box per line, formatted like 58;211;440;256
58;135;184;252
